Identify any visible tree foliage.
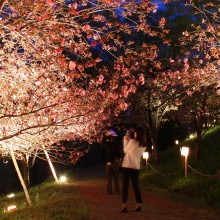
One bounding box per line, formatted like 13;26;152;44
0;0;167;163
123;0;219;162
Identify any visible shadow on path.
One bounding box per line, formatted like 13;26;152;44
73;164;219;220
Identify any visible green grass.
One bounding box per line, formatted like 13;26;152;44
0;180;89;220
1;125;220;218
140;125;220;209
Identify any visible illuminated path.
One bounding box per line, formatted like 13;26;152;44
73;164;219;220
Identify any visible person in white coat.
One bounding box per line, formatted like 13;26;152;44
120;127;147;213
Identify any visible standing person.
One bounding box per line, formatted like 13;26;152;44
120;127;147;213
104;129;123;194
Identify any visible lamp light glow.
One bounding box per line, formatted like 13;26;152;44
175;140;179;145
59;175;67;183
7;205;17;212
189;134;194;139
143;152;149;174
143;152;149;159
7;193;15;198
181;147;189;157
180;146;189;178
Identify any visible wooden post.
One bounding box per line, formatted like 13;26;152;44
43;146;59;183
9;147;32;206
146;159;149;175
185;156;188;178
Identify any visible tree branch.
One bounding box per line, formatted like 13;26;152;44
0;0;6;10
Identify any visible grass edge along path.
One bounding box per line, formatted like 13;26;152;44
0;180;89;220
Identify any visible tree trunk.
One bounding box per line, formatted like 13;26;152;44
174;117;188;138
20;159;30;189
44;147;59;183
152;136;159;164
195;93;207;160
10;148;32;206
195;128;202;160
147;91;159;164
148;127;159;164
194;114;203;160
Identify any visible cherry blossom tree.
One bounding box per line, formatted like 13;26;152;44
0;0;164;152
169;86;219;157
124;69;181;163
174;0;219;159
0;0;169;205
125;0;219;161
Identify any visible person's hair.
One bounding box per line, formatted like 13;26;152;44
134;127;147;147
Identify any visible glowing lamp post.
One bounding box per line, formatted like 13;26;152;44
143;152;149;174
180;147;189;178
175;140;179;145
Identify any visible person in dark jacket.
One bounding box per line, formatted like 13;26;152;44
104;130;123;194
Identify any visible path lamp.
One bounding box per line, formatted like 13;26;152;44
7;205;17;212
180;147;189;178
7;193;15;198
5;193;17;213
143;152;149;175
175;140;179;145
59;175;67;183
189;134;194;139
